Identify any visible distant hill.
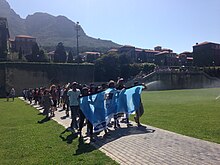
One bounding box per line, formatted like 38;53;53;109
0;0;120;51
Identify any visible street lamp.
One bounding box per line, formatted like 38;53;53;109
76;22;80;64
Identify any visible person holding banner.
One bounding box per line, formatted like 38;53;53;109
117;78;132;127
67;82;81;132
78;87;95;141
133;81;146;127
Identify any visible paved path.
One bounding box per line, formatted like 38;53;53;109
22;98;220;165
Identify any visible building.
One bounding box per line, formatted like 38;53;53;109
107;45;179;65
10;35;37;56
136;49;159;63
80;51;101;63
118;45;136;62
178;51;193;66
155;51;178;66
154;46;162;51
154;46;173;53
193;41;220;66
0;17;10;60
153;46;178;66
47;51;55;62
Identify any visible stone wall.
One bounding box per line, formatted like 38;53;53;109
0;62;94;97
126;70;220;91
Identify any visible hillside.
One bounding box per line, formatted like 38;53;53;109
0;0;120;50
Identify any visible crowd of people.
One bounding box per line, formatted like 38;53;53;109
22;78;145;141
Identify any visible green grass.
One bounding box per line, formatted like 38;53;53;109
0;99;118;165
139;88;220;144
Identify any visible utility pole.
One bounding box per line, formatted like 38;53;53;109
76;21;80;64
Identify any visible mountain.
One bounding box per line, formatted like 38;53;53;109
0;0;26;36
0;0;120;50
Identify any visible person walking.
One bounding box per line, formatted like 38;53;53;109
67;82;81;132
42;89;52;119
62;84;70;117
10;88;15;101
133;81;146;127
78;87;95;141
117;78;132;127
50;85;58;117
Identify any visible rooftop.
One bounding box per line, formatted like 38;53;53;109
135;48;143;52
155;51;170;56
180;51;192;54
15;35;36;39
84;52;100;55
108;48;118;52
144;49;160;53
120;45;135;48
193;41;219;47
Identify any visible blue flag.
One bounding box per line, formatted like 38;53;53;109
80;85;143;132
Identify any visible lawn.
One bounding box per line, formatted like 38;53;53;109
0;99;118;165
139;88;220;144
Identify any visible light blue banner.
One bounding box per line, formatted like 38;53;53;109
80;85;143;132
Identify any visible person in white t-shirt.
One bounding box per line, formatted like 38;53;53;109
67;82;81;131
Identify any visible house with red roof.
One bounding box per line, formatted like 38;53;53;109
10;35;37;56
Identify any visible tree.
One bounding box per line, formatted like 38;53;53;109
25;43;39;62
18;47;22;60
94;52;156;82
74;55;83;63
118;53;131;65
0;48;7;61
54;42;67;63
32;43;40;60
67;50;73;63
38;49;48;62
94;53;120;81
25;43;48;62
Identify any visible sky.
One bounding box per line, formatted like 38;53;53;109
6;0;220;53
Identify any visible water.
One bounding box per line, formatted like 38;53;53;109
215;95;220;100
145;81;161;90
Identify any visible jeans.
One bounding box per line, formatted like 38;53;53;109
70;106;79;129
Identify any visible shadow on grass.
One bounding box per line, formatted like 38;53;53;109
74;137;96;155
37;116;50;124
59;128;96;155
59;128;78;144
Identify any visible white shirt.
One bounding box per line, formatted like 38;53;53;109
67;88;80;106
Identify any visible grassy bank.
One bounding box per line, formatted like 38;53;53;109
140;88;220;144
0;99;117;165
